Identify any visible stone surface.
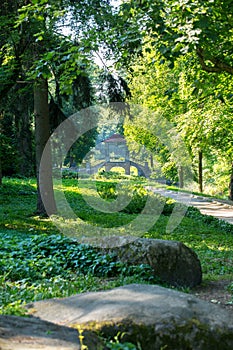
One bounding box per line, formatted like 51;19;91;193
0;315;80;350
96;236;202;287
26;284;233;350
0;315;104;350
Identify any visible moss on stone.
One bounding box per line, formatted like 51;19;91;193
71;317;233;350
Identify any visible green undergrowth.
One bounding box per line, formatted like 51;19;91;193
0;177;232;317
0;231;155;315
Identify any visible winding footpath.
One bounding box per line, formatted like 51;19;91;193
149;188;233;225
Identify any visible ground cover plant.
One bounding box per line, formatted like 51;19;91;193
0;177;232;321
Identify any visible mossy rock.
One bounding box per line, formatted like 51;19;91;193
27;284;233;350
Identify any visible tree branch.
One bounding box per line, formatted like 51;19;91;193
0;67;21;102
197;47;233;75
93;50;110;71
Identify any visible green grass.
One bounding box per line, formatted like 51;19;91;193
0;177;232;318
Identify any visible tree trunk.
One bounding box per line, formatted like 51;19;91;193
178;166;184;188
15;89;34;177
150;154;154;169
198;150;203;193
228;163;233;201
34;77;57;216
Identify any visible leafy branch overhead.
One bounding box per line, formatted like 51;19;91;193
115;0;233;75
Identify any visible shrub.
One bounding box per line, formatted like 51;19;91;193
94;181;179;216
121;184;149;214
161;161;178;183
62;170;79;179
118;185;177;216
96;181;118;200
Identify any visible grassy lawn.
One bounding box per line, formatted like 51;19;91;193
0;177;232;317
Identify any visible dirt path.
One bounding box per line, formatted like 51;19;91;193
150;187;233;224
190;280;233;312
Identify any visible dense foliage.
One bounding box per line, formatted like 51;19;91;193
0;231;154;314
124;44;233;196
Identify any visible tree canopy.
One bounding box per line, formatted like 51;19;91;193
1;0;233;201
109;0;233;197
115;0;233;74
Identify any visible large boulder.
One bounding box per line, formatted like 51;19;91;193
26;284;233;350
96;236;202;287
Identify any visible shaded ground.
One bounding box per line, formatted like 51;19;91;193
0;315;104;350
190;280;233;312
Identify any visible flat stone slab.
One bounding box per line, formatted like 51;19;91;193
26;284;233;350
0;315;80;350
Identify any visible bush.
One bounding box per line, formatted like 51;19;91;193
94;181;179;216
161;161;178;183
96;170;126;180
96;181;118;200
96;182;177;215
118;185;178;216
62;170;79;179
121;184;149;214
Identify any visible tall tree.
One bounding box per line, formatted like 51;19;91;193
0;0;115;214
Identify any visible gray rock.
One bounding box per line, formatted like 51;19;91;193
96;236;202;287
27;284;233;350
0;314;104;350
0;314;80;350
